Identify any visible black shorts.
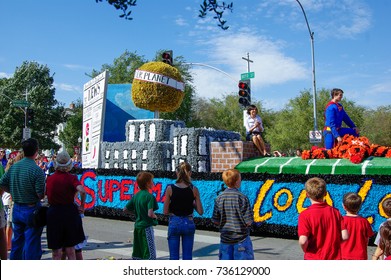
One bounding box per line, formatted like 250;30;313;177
46;204;85;250
246;131;261;141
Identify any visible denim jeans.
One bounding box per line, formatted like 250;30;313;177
167;216;196;260
11;203;44;260
219;235;254;260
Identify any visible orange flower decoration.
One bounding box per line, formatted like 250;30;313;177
301;134;391;164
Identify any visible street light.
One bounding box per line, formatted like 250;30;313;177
295;0;318;133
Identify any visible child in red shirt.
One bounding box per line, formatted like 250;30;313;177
298;177;348;260
341;192;374;259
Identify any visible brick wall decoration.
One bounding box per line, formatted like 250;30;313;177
172;128;240;172
210;141;261;172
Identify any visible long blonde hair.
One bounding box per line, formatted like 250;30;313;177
176;162;192;186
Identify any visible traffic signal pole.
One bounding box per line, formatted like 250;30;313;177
242;52;253;105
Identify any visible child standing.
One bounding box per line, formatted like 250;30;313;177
212;169;254;260
298;177;348;260
378;221;391;260
341;192;374;259
123;171;158;260
372;197;391;260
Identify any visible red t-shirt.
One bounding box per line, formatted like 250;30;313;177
46;171;81;205
298;202;346;260
341;215;374;260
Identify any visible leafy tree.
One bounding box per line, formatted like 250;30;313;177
194;94;245;135
198;0;233;30
59;99;83;156
192;93;273;140
361;105;391;146
267;90;316;153
96;0;233;29
0;61;64;149
91;50;147;84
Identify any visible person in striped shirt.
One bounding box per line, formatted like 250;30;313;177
212;169;254;260
0;138;46;260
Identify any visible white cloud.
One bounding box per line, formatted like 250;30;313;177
259;0;372;39
0;72;11;78
367;82;391;95
175;17;188;26
63;64;91;70
54;82;81;93
189;33;308;102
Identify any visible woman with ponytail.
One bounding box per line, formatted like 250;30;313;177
163;162;203;260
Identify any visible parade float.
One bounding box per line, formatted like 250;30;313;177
78;63;391;239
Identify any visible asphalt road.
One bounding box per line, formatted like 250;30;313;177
39;216;376;260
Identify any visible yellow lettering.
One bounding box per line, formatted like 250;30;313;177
273;188;293;212
297;190;307;214
380;193;391;218
357;180;374;224
324;192;333;206
253;180;274;223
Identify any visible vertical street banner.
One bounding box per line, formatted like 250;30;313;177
82;71;108;168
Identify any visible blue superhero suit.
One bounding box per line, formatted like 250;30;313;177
323;101;358;149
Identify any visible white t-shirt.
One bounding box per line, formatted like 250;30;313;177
245;115;264;133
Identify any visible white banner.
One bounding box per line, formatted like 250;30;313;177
134;69;184;91
1;260;388;280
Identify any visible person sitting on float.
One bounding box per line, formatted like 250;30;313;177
245;105;270;157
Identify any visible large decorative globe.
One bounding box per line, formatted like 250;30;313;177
131;61;184;112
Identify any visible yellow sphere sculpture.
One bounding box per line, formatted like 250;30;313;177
131;61;185;112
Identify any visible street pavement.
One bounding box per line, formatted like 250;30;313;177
37;216;376;260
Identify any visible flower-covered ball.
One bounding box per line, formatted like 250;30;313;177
131;61;185;112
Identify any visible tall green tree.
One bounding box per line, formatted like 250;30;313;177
59;100;83;156
192;93;274;140
361;105;391;146
0;61;64;149
91;50;147;84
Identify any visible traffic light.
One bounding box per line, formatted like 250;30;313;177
27;108;34;125
162;50;173;65
238;79;251;107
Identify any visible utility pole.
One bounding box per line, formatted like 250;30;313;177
242;52;253;73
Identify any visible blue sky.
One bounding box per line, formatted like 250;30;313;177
1;0;390;111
